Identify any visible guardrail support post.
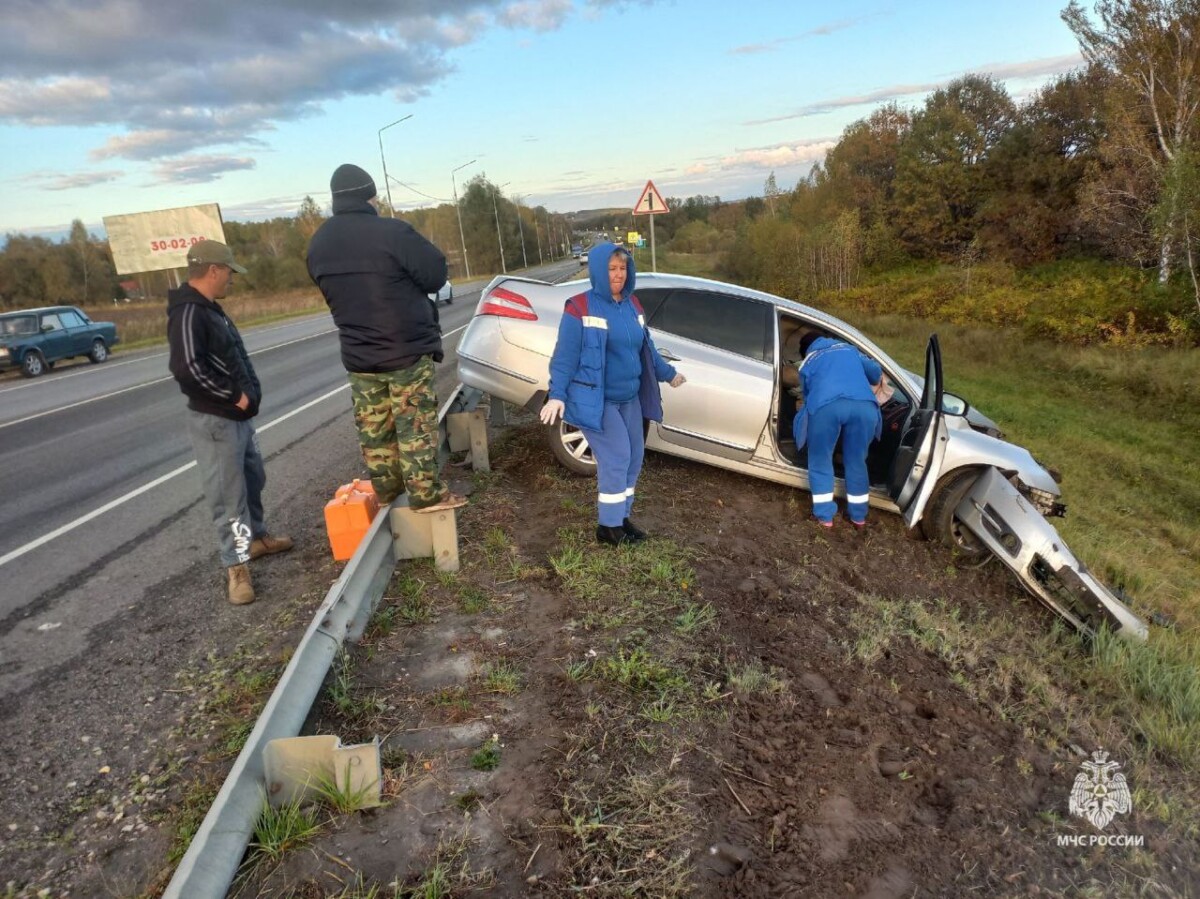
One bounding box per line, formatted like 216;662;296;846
447;409;489;472
390;498;460;572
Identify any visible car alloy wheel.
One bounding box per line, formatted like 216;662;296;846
89;339;108;363
21;351;45;378
547;420;597;476
921;467;992;568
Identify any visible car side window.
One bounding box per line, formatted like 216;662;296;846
634;288;669;322
59;311;85;327
2;316;37;336
649;289;772;362
41;313;63;331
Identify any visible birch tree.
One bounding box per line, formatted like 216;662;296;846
1063;0;1200;280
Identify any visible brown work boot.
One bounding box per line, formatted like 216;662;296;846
226;563;255;605
249;533;294;560
413;492;468;514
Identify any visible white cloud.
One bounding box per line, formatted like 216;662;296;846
730;16;874;55
498;0;573;31
745;54;1086;125
0;76;113;125
0;0;595;168
151;155;257;184
40;171;124;191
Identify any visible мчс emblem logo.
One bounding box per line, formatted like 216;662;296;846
1069;750;1132;830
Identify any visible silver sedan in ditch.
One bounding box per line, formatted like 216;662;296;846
455;271;1147;641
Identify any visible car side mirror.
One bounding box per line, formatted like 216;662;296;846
42;324;55;332
942;392;970;416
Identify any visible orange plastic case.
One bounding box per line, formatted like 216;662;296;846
324;479;381;561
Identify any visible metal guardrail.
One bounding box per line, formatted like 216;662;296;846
163;384;485;899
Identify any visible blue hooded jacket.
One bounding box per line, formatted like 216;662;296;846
792;336;883;448
547;242;677;431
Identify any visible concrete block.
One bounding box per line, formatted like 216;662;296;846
263;735;382;808
390;497;460;573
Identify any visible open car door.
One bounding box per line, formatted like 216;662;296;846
888;335;951;527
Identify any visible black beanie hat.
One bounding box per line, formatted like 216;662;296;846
330;163;376;201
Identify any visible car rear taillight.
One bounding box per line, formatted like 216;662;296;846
479;286;538;321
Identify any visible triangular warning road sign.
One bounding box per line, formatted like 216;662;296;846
632;180;668;215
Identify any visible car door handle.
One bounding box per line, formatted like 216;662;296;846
658;348;680;362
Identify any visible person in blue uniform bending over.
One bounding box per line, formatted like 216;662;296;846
540;243;686;546
793;331;883;529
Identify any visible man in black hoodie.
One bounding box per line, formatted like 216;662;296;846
167;240;292;606
307;163;465;514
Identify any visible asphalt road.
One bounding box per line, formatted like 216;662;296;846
0;260;583;699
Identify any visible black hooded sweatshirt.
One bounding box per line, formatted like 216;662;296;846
166;284;261;421
306;196;449;374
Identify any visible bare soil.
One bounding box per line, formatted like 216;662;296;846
4;412;1196;898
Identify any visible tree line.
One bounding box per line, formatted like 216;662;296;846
717;0;1200;324
0;177;574;309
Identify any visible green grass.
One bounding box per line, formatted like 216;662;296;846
165;781;219;865
478;660;521;695
457;583;491;615
309;762;381;814
470;738;501;772
396;831;492;897
246;796;323;864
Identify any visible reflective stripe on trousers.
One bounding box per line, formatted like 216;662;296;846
581;397;644;527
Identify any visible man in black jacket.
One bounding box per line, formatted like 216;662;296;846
307;163;465;514
167;240;292;605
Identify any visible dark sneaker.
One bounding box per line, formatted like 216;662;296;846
622;518;648;542
596;524;630;547
414;492;468;514
250;533;294;560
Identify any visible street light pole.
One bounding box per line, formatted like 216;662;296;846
491;181;510;274
513;194;529;269
451;159;476;279
377;114;413;218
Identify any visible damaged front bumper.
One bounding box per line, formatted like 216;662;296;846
954;468;1148;641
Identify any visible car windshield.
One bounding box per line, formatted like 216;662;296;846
0;315;37;336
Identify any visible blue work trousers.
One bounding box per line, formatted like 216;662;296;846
805;398;877;524
581;398;644;527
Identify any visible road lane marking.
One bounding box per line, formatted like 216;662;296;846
0;376;176;431
0;328;339;431
0;383;350;569
0;314;481;562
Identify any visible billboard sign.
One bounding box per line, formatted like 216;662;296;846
103;203;227;274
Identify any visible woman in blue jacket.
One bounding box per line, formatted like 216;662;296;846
540;243;686;545
793;332;883;529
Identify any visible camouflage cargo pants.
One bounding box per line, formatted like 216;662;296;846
348;356;447;508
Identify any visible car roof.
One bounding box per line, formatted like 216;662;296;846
546;270;889;358
0;305;77;317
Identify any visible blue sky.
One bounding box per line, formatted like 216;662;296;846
0;0;1086;239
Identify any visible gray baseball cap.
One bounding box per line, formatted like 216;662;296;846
187;240;248;274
